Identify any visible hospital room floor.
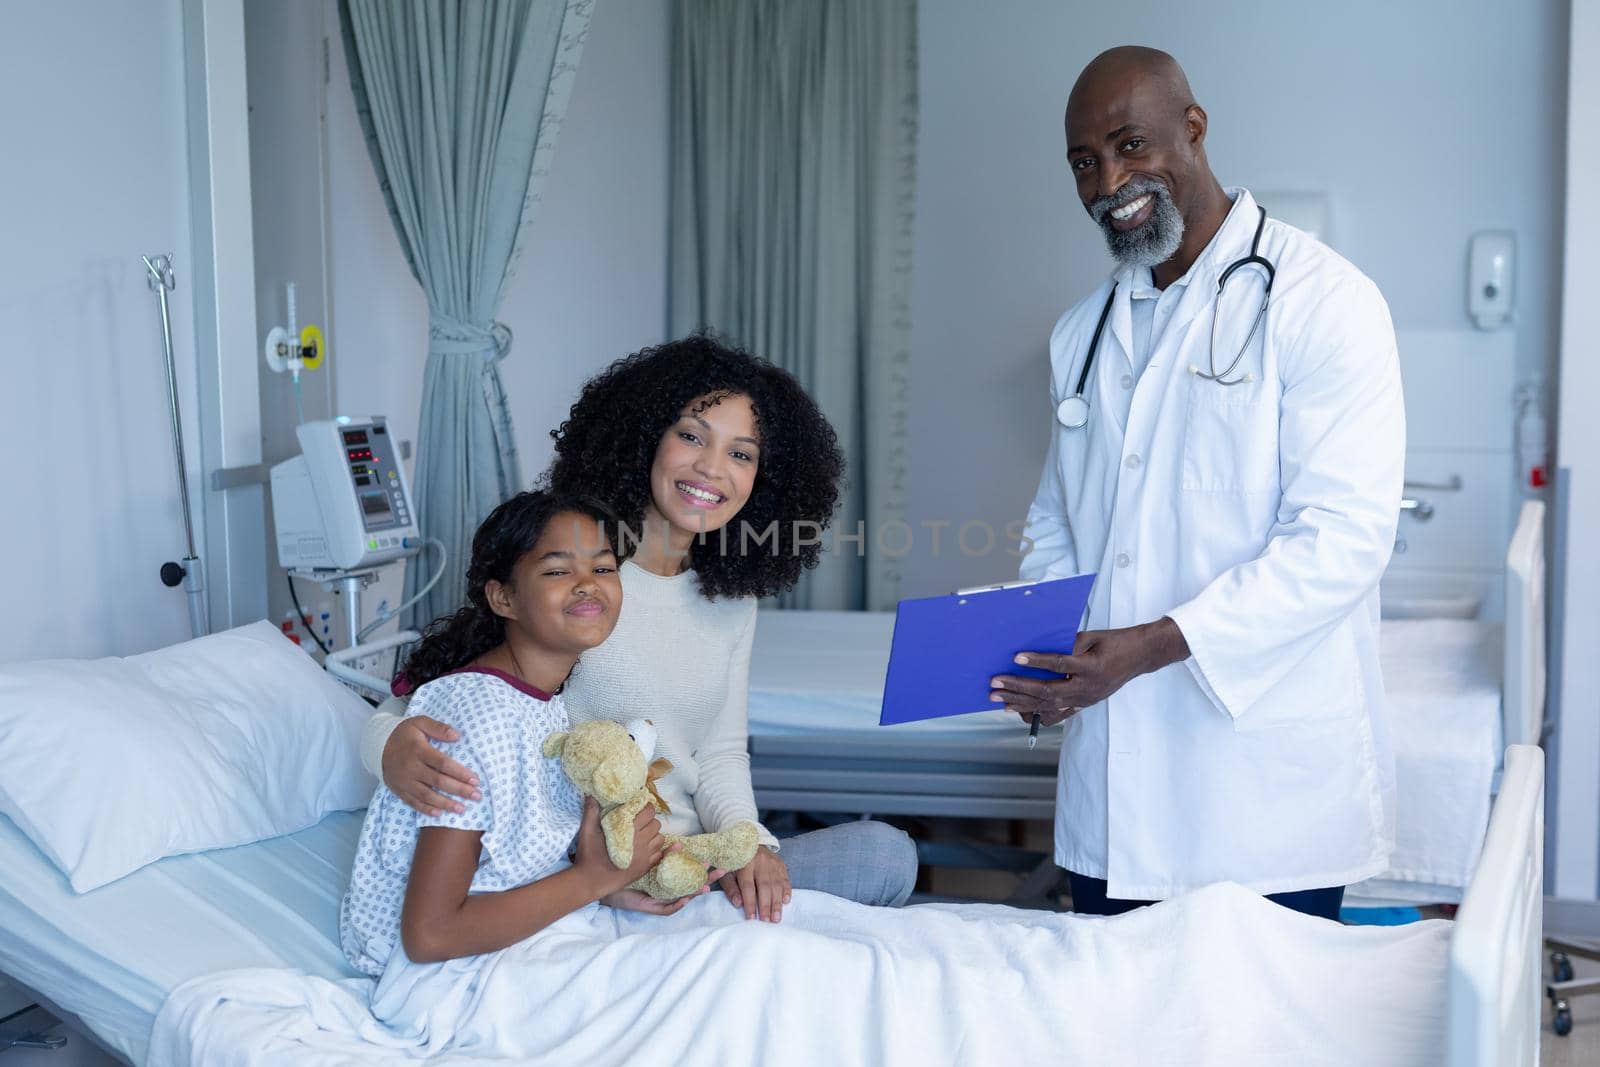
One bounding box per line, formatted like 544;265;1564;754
1;942;1596;1064
1539;948;1600;1066
0;1007;118;1065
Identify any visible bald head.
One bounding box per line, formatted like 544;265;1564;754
1068;47;1195;122
1063;48;1228;279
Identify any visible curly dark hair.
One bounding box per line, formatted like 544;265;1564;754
544;334;845;600
398;490;625;690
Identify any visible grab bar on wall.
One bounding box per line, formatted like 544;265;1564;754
1404;475;1463;492
1400;497;1435;522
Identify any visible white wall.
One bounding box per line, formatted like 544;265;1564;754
903;0;1568;595
247;0;339;643
0;1;203;661
323;0;670;628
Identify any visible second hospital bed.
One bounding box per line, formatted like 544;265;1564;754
746;500;1546;905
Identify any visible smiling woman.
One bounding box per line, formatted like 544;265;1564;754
364;335;920;924
546;334;846;599
642;391;763;572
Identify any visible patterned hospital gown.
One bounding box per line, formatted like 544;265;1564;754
339;668;584;976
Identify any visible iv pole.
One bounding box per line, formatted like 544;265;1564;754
142;253;210;639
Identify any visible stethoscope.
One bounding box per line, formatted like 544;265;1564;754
1055;206;1276;430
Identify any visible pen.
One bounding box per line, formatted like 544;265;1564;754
1027;712;1041;749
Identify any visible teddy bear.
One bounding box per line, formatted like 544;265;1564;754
543;718;760;900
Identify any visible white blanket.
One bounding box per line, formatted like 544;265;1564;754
151;885;1449;1067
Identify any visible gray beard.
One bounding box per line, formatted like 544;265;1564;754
1090;180;1185;270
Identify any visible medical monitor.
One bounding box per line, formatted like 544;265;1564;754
270;416;419;571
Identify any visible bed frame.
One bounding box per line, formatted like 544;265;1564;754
750;733;1058;822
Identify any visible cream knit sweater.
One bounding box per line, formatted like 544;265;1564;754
360;560;777;851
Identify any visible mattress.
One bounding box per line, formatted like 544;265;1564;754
0;808;364;1065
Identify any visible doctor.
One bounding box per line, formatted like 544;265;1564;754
990;46;1404;919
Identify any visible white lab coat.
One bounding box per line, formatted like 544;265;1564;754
1020;189;1402;899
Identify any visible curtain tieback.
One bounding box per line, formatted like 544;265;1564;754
429;316;514;362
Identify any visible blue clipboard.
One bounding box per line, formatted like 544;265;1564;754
879;573;1096;726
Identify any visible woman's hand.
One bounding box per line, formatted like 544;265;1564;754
603;857;728;915
600;875;718;916
719;845;791;922
383;716;481;817
574;800;666;899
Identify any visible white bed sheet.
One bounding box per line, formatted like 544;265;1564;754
1360;619;1504;901
749;610;1505;896
151;882;1452;1066
0;808;364;1064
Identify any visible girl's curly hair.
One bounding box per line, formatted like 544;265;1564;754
399;491;625;691
544;335;845;600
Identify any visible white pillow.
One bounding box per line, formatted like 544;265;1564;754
0;620;377;892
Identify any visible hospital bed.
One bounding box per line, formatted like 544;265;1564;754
746;501;1547;906
0;744;1548;1065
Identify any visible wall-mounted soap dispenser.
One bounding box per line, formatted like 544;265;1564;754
1468;230;1515;330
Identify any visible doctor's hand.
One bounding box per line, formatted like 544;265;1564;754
384;716;481;817
989;617;1191;726
719;846;791;923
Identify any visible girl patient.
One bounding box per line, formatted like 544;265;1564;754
339;491;703;977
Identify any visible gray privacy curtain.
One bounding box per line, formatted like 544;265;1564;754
339;0;592;628
669;0;917;612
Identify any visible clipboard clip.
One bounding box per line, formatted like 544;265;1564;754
952;578;1042;598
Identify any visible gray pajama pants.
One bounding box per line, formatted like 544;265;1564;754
774;820;919;907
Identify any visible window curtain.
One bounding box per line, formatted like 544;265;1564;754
338;0;592;628
668;0;918;611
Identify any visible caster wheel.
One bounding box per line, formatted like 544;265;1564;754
1552;952;1575;983
1553;1000;1573;1037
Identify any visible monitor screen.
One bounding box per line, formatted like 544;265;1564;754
359;491;392;519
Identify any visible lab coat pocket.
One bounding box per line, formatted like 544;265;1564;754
1181;383;1280;495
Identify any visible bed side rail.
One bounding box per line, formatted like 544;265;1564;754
1503;500;1546;748
1448;744;1544;1067
324;630;420;700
